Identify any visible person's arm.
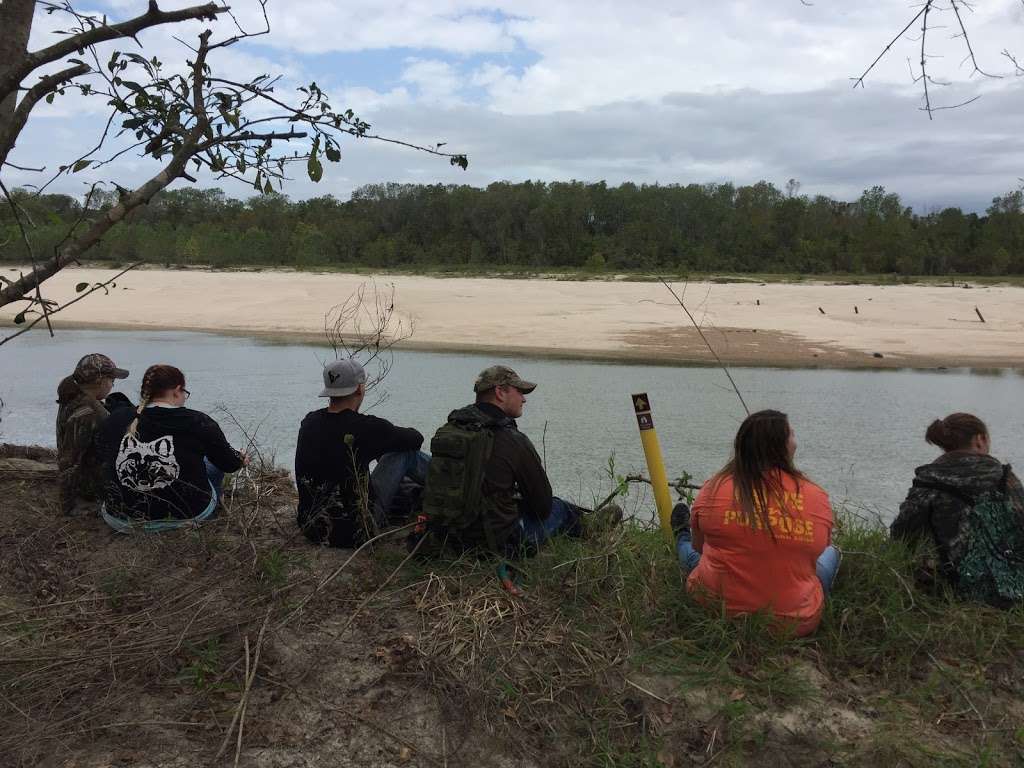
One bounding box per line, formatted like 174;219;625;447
507;431;553;521
690;484;712;553
364;415;424;459
891;485;931;543
196;413;244;473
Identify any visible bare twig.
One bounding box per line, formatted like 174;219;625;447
0;262;141;347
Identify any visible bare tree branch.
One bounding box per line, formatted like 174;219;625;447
0;179;54;336
0;30;218;309
0;1;226;104
0;62;90;169
323;282;414;410
0;262;141;347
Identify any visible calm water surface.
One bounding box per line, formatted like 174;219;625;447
2;329;1022;520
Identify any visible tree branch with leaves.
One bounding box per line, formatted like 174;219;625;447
0;0;467;326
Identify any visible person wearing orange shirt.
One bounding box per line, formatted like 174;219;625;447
673;409;840;636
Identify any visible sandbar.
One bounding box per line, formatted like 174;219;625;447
2;266;1023;369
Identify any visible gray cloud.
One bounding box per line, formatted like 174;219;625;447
7;77;1022;214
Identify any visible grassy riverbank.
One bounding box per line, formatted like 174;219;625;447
1;450;1021;767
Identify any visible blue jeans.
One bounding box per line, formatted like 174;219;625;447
518;497;580;550
370;450;431;524
205;458;226;502
676;530;842;596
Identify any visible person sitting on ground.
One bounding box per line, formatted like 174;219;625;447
56;353;130;516
891;413;1024;607
97;364;246;532
295;358;428;548
673;409;839;637
421;365;613;556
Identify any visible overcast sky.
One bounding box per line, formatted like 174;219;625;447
7;0;1024;212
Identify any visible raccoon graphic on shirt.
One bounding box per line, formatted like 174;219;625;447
115;434;180;491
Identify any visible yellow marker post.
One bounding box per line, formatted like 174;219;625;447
631;393;674;543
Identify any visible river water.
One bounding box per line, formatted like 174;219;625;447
2;329;1022;520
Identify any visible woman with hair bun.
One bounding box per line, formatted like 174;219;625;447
97;364;247;532
892;413;1024;606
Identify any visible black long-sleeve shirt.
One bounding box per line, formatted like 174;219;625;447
98;405;242;520
294;408;423;543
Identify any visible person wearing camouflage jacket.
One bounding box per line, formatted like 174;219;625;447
56;353;129;515
892;413;1024;606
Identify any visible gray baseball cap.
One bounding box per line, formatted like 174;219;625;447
473;365;537;394
320;358;367;397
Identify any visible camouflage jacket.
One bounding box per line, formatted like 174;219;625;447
892;452;1024;603
56;392;110;512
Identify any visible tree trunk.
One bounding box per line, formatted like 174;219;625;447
0;0;34;152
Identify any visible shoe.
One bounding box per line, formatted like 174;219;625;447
670;502;691;537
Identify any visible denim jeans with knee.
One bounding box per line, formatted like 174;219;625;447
518;496;580;550
370;450;431;524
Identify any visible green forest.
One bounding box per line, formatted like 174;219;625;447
3;180;1023;275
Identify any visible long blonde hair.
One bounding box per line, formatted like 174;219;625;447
127;364;186;435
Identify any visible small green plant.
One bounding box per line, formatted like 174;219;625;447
178;638;235;693
255;548;293;590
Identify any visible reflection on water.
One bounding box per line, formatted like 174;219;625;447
2;329;1022;521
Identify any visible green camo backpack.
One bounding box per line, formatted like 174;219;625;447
915;467;1024;606
421;405;510;543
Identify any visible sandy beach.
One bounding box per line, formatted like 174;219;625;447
3;266;1023;368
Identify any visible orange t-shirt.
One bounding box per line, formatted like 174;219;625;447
687;472;833;636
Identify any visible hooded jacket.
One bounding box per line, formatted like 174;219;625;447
892;452;1024;589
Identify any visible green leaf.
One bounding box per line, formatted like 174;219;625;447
263;178;273;194
75;282;89;293
307;153;323;183
324;145;341;163
45;93;55;104
13;311;26;325
72;160;91;173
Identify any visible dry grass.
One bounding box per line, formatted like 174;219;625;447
1;453;1022;767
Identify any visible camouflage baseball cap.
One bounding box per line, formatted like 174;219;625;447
73;353;129;383
473;365;536;394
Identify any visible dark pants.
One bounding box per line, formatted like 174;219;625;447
516;499;581;552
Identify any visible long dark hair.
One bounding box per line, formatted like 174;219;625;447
925;413;988;453
127;364;186;436
56;375;83;405
712;409;804;534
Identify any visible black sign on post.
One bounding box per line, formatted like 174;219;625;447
632;392;654;430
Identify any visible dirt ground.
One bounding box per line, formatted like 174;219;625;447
0;446;529;768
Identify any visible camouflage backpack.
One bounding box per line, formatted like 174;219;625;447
914;466;1024;606
421;405;511;546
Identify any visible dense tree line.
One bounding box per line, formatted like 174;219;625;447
2;180;1023;275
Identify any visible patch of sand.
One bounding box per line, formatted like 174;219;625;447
3;267;1024;368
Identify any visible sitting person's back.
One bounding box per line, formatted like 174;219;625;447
892;413;1024;606
55;353;130;515
98;364;243;529
295;359;425;547
422;365;589;556
676;410;837;636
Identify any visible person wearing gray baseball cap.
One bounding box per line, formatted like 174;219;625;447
55;353;131;515
294;358;430;548
419;364;620;556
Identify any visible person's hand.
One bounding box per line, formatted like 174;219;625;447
239;450;251;466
